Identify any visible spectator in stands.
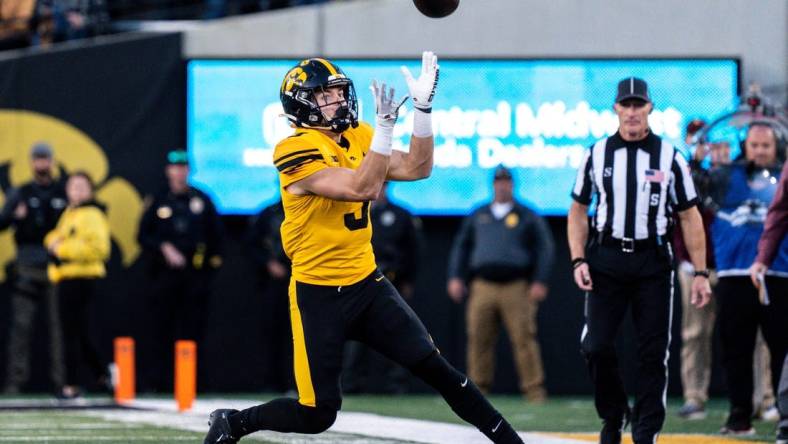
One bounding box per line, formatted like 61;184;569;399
245;198;293;393
35;0;109;46
205;0;329;19
259;0;327;10
204;0;264;18
698;122;788;435
44;171;111;399
0;0;35;50
447;165;554;402
0;143;66;394
343;182;423;394
137;149;223;392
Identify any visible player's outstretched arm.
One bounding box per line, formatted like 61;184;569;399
286;81;403;202
287;153;388;202
388;51;439;181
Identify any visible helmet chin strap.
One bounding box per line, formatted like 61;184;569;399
320;104;354;133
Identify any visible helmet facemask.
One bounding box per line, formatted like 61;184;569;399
302;81;359;133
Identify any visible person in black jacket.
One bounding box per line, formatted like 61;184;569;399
0;143;66;394
245;199;293;393
137;149;223;392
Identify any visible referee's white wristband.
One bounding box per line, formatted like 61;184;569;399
412;108;433;138
370;123;394;156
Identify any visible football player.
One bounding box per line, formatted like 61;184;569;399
203;53;523;443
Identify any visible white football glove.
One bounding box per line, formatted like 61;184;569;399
370;80;408;128
400;51;439;111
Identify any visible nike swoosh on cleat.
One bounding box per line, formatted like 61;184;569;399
375;276;384;282
460;378;468;387
492;419;503;433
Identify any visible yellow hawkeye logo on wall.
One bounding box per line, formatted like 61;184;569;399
0;110;143;282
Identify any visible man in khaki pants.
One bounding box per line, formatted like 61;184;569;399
447;166;554;402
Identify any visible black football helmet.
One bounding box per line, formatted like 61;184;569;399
280;58;359;133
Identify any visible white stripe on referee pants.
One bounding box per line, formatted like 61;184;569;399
657;268;675;444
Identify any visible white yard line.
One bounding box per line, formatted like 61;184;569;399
79;398;588;444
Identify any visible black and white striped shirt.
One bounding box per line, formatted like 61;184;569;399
571;132;698;240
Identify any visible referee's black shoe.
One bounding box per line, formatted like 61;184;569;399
204;409;239;444
600;406;631;444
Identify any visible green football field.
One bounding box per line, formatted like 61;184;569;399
0;395;777;443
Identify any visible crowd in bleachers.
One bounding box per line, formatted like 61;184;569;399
0;0;334;50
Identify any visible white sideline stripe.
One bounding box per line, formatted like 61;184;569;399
0;437;195;441
3;424;142;430
79;399;588;444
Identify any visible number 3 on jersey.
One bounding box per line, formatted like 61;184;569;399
344;201;370;231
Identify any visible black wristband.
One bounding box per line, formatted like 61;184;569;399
693;269;710;278
571;258;587;269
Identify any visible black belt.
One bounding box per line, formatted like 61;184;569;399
597;232;667;253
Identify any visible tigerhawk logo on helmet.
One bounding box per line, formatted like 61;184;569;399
280;58;359;134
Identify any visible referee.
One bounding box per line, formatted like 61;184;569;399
567;77;712;444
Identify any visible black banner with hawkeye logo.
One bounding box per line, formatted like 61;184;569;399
0;33;184;391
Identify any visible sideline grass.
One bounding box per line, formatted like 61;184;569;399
0;394;776;443
340;395;775;442
194;394;775;442
0;410;206;443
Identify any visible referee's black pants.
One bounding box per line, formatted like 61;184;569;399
582;242;673;444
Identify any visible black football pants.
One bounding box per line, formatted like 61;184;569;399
582;242;673;444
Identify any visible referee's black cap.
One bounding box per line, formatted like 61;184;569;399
615;77;651;103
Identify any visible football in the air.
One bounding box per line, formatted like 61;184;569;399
413;0;459;18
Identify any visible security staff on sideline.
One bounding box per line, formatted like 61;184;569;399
137;149;223;391
0;143;66;394
568;78;711;444
343;181;423;394
245;199;293;393
447;166;554;402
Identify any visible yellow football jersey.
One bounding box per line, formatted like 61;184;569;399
275;123;377;286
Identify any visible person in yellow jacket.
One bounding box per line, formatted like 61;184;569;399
44;171;111;399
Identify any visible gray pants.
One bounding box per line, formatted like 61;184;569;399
3;266;64;392
780;354;788;430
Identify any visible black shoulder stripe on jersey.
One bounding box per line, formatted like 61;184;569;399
274;148;320;166
277;154;324;172
280;158;322;175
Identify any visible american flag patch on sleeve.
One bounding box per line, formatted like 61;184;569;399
645;169;665;182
